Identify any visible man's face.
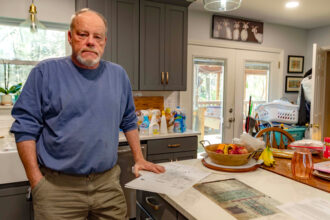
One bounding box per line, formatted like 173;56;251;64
68;12;107;69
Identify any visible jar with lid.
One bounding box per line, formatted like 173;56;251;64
323;137;330;159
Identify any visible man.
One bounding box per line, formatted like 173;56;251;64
10;8;165;220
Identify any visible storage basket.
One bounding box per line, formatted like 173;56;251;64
275;127;306;146
255;101;299;124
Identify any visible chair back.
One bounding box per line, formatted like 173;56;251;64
255;127;295;149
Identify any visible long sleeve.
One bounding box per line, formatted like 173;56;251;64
10;67;45;142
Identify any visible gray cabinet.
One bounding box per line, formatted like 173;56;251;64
140;0;187;90
75;0;139;90
137;191;188;220
0;182;33;220
146;136;197;163
75;0;190;91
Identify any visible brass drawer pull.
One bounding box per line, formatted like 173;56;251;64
145;196;160;210
166;72;169;84
161;72;164;84
168;144;181;148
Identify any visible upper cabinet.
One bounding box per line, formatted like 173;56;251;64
140;1;187;90
75;0;191;91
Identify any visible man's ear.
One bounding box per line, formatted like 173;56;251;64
68;30;72;45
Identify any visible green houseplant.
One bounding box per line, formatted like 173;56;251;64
0;63;22;105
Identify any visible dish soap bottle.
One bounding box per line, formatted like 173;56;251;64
139;115;150;136
160;110;168;135
149;112;160;135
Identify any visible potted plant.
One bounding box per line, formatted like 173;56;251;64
0;63;22;105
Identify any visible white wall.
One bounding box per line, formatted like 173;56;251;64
187;9;308;103
0;0;75;24
305;25;330;69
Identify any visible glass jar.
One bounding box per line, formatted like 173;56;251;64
324;137;330;159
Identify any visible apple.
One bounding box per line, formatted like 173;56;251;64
216;149;224;154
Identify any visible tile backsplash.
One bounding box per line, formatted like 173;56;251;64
133;91;180;110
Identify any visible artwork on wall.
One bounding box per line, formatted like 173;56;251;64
287;55;304;73
212;15;263;43
285;76;303;93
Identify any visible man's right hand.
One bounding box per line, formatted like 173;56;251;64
30;173;44;189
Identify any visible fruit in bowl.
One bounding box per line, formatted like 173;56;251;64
215;144;249;155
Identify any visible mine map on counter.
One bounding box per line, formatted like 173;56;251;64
194;178;282;220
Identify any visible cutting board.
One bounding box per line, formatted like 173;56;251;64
134;96;164;111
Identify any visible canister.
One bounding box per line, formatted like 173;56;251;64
323;137;330;159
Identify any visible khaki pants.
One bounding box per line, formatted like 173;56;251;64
32;165;127;220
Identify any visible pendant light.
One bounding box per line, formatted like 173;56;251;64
19;0;46;33
203;0;242;12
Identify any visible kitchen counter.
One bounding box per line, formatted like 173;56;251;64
0;131;199;184
158;159;330;220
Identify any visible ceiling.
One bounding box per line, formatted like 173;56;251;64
189;0;330;29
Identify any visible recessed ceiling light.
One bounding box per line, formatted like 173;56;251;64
285;1;299;8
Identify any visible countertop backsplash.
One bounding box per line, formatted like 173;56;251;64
133;91;179;111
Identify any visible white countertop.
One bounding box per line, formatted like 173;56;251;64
159;159;330;220
0;130;200;184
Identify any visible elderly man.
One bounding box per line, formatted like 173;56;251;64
11;8;165;220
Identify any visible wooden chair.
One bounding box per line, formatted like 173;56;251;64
255;127;295;149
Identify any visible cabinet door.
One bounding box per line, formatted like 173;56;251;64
111;0;139;90
140;0;165;90
0;184;32;220
164;4;187;91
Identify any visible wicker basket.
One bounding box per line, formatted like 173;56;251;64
200;141;255;166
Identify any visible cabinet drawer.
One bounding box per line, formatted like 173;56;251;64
173;151;197;161
148;153;172;164
147;136;197;155
137;191;176;220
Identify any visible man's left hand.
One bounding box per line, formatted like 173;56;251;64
133;159;165;177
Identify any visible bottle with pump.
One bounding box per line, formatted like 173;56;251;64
139;115;150;136
160;110;168;135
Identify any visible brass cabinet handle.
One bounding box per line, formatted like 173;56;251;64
166;72;169;84
145;196;160;210
161;72;164;84
168;144;181;148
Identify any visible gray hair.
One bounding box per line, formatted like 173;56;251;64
70;8;108;33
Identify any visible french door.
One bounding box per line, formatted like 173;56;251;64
181;44;282;144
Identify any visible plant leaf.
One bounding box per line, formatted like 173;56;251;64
0;87;8;94
8;83;22;94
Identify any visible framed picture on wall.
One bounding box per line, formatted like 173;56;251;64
285;76;303;93
212;15;263;44
287;55;304;73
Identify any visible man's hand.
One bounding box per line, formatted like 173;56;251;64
133;159;165;177
30;173;44;189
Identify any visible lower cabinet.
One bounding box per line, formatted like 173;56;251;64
136;191;188;220
137;135;197;220
0;182;33;220
146;136;197;163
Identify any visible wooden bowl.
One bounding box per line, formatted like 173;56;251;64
204;144;255;166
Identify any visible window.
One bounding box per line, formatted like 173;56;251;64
193;57;225;145
243;61;270;119
0;18;69;92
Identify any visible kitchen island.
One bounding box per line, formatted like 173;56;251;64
140;159;330;220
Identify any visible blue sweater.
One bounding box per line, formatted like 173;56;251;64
10;57;137;174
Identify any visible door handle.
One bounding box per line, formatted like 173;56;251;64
145;196;160;210
311;124;320;128
228;117;235;123
166;72;169;84
161;72;164;84
168;144;180;148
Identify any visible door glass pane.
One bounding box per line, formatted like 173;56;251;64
193;58;225;147
243;61;270;131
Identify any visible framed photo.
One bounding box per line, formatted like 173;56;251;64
212;15;263;44
288;56;304;73
285;76;303;93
